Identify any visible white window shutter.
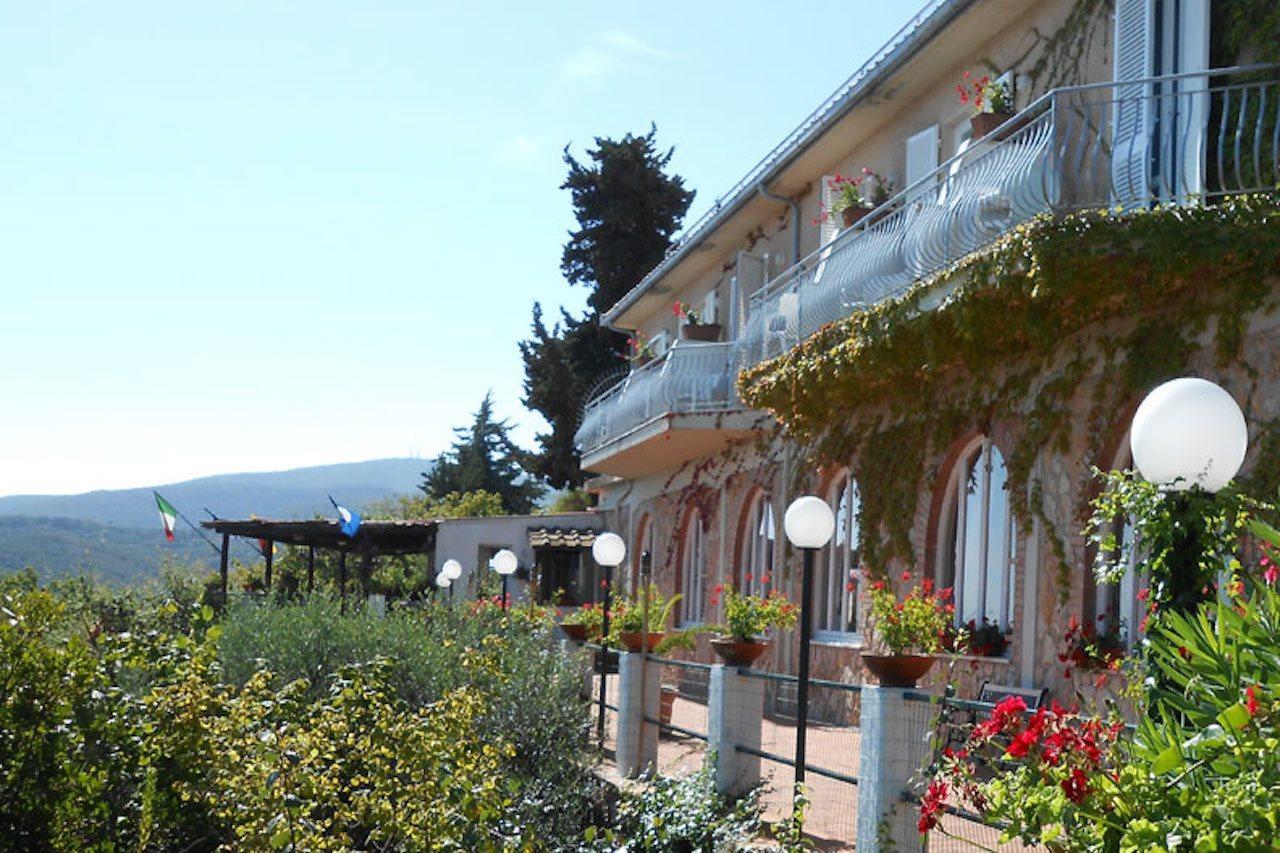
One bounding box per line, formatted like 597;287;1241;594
819;174;839;248
1111;0;1154;206
702;289;718;325
904;125;940;201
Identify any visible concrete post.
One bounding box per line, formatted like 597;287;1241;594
616;651;661;777
856;687;927;852
707;663;764;799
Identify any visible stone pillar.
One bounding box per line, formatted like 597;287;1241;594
616;651;661;777
707;663;764;799
856;687;927;852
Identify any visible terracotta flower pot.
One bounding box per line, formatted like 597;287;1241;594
681;323;722;342
970;110;1014;140
840;206;871;228
710;636;770;666
559;623;589;643
618;630;664;652
862;653;936;688
659;684;679;725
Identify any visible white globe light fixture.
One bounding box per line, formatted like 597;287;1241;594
783;495;837;549
492;549;519;576
782;494;836;792
441;558;463;581
591;531;626;568
1130;377;1247;493
434;574;451;589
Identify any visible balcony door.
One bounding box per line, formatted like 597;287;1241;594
1112;0;1210;205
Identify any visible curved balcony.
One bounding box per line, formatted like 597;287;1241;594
575;341;760;477
736;67;1280;370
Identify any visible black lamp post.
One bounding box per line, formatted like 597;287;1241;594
592;532;626;745
782;496;836;793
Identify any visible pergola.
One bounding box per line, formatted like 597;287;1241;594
202;518;438;603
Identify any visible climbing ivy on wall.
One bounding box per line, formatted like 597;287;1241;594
737;194;1280;590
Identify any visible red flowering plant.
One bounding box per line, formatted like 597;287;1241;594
918;510;1280;849
821;169;894;221
864;572;953;654
956;70;1012;114
712;586;798;642
625;332;655;365
1058;614;1126;680
561;601;606;641
672;300;703;325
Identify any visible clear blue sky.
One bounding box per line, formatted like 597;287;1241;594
0;1;922;496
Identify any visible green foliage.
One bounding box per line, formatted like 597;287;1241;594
367;488;506;520
716;587;798;641
1087;468;1265;615
585;762;761;851
423;391;544;514
521;124;694;489
739;195;1280;582
866;573;953;654
607;583;681;638
546;488;593;512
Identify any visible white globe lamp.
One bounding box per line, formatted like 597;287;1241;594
434;574;451;589
784;495;837;549
591;531;626;568
492;549;519;576
1130;377;1247;493
441;558;462;581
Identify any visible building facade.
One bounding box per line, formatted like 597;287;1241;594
575;0;1280;709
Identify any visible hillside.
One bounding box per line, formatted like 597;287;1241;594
0;458;430;529
0;458;431;584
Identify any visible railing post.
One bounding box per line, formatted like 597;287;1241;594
856;687;927;852
616;651;661;777
708;664;764;799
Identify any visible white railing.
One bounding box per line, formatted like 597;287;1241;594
574;342;740;456
735;67;1280;370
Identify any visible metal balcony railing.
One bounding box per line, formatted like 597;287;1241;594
574;341;740;456
736;66;1280;370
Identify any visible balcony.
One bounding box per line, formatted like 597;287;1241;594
736;67;1280;370
574;341;761;477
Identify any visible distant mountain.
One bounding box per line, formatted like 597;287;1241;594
0;458;431;529
0;458;431;584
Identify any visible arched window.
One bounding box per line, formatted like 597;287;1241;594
817;474;860;637
939;437;1016;629
743;491;776;596
1096;445;1143;646
679;510;706;625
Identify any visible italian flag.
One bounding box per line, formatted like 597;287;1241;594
154;492;179;541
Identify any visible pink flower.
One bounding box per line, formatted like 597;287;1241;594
1246;685;1260;718
1264;563;1279;585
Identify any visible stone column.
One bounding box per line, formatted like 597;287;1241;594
707;663;764;799
616;651;661;777
856;687;927;851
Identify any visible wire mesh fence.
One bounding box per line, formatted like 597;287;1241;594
644;656;711;777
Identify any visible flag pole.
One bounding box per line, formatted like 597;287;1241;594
157;492;224;557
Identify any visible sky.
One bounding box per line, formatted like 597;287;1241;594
0;1;923;497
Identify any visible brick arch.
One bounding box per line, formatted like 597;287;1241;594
732;484;774;589
674;503;703;623
924;428;987;577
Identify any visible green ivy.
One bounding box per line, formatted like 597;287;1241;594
738;194;1280;588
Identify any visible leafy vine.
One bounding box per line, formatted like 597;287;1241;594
737;194;1280;595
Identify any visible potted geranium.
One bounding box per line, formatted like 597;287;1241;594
608;584;682;652
957;71;1014;140
709;586;798;665
1058;615;1126;680
674;301;721;342
627;332;655;367
559;602;604;643
862;572;953;687
825;169;894;228
960;618;1010;658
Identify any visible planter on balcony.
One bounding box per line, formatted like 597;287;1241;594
862;653;936;688
681;323;722;342
560;623;589;643
970;110;1015;141
710;636;770;666
841;206;871;228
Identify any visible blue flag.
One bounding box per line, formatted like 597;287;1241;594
329;495;362;539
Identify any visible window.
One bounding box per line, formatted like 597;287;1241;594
679;510;706;625
1095;446;1143;646
939;438;1016;630
743;491;776;596
538;549;597;605
814;474;860;637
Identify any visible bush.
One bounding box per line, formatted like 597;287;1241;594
217;597;605;848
